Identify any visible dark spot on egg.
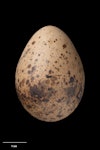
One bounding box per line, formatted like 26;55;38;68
39;36;41;38
54;39;58;42
27;64;31;68
69;76;75;83
22;70;24;72
68;71;70;75
31;66;36;72
38;54;40;56
75;56;77;60
76;80;78;83
55;67;59;71
55;61;57;63
65;85;77;97
49;70;54;74
59;56;62;59
19;78;25;87
57;81;59;84
61;53;64;56
22;49;30;57
26;104;32;109
26;80;29;85
63;44;67;49
72;99;76;104
46;75;52;78
32;41;35;45
73;75;76;78
65;82;68;85
30;85;45;98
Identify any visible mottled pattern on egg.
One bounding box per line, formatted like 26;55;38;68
15;25;85;122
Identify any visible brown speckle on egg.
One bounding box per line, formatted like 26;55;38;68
32;41;35;45
49;70;52;74
63;44;67;49
75;56;77;60
54;39;58;43
54;61;57;63
46;75;52;78
26;79;29;85
19;78;25;87
55;67;59;71
32;66;36;72
27;64;31;68
68;70;71;75
26;104;32;109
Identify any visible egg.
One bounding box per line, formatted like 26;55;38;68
15;25;85;122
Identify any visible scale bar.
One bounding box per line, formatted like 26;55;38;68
2;141;27;144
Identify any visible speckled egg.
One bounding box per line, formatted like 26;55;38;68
15;25;85;122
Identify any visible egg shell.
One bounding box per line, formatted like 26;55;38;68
15;25;85;122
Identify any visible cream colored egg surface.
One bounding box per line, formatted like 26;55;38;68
15;25;85;122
